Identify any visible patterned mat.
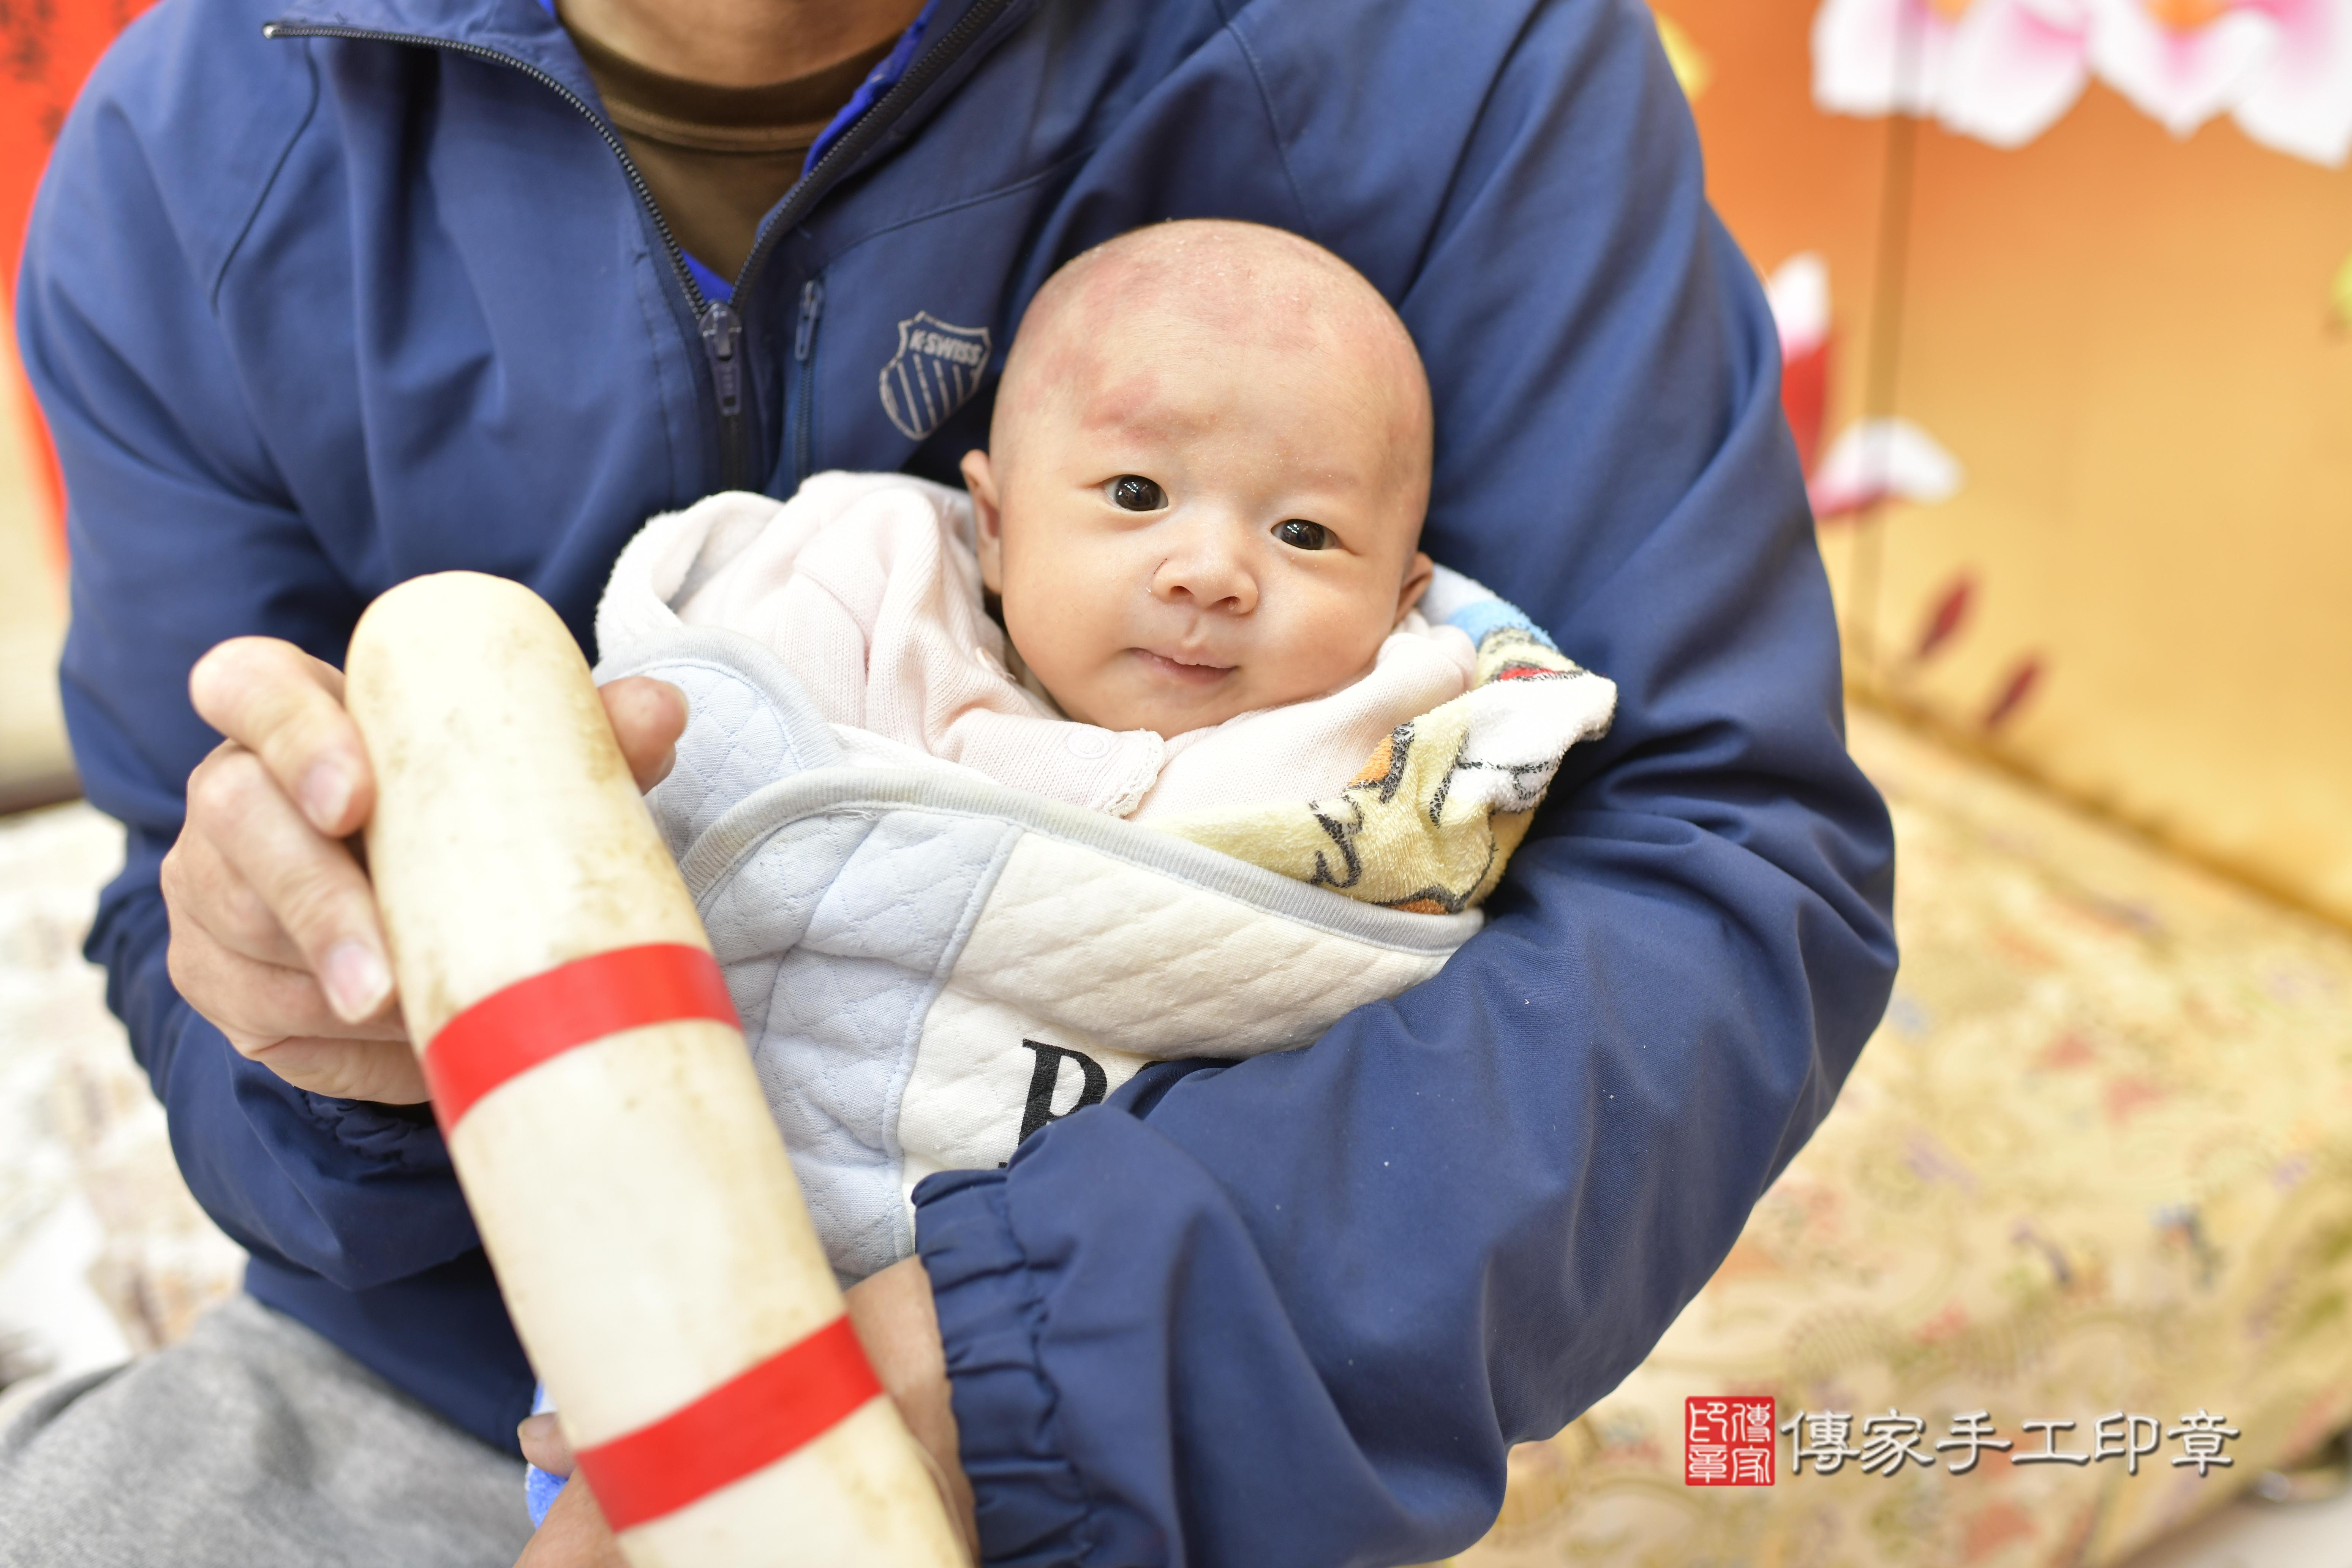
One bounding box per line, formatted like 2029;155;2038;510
1446;710;2352;1566
0;804;242;1407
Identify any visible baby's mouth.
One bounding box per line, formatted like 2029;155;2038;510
1130;647;1236;686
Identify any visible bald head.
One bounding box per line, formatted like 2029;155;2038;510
991;220;1433;492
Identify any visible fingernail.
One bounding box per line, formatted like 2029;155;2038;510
300;759;355;831
518;1412;558;1445
323;940;391;1020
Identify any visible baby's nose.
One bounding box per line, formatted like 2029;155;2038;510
1152;519;1258;613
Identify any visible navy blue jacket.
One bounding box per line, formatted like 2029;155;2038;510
21;0;1896;1560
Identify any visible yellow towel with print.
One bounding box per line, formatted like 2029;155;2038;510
1153;620;1616;913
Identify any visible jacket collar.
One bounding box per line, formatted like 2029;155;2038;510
265;0;565;55
263;0;990;76
262;0;1003;180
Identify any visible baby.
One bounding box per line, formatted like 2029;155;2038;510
598;220;1610;865
530;221;1614;1526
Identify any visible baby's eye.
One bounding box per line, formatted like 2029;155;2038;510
1109;475;1167;512
1274;520;1331;551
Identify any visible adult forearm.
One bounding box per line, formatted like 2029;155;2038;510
917;792;1895;1567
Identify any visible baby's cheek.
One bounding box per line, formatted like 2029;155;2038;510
1005;590;1115;719
1273;601;1389;697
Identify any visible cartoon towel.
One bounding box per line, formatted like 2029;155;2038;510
1149;618;1596;914
592;486;1615;1282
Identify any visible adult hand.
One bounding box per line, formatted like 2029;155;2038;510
511;1255;977;1568
164;635;686;1103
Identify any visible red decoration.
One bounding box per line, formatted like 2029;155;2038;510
575;1315;884;1530
1983;655;2044;731
1913;574;1975;663
421;943;741;1131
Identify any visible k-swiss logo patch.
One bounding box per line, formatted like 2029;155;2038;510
879;312;993;441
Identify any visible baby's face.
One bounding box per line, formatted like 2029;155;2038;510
963;305;1432;738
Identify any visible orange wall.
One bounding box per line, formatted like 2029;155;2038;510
5;0;160;550
1660;0;2352;925
2;3;155;801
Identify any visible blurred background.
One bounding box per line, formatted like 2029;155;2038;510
3;1;2350;1563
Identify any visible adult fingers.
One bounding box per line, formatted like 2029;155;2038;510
162;824;307;970
186;742;392;1022
163;914;408;1050
517;1413;574;1478
162;914;422;1103
598;677;686;792
189;637;372;838
512;1474;626;1568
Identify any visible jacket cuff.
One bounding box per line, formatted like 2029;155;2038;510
914;1168;1095;1567
286;1079;449;1169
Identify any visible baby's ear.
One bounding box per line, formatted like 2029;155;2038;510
961;449;1005;594
1395;549;1435;624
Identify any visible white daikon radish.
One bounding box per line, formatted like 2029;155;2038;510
348;571;964;1568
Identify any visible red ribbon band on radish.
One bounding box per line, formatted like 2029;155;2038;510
575;1315;884;1530
421;942;740;1131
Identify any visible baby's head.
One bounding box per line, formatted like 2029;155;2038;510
960;220;1435;738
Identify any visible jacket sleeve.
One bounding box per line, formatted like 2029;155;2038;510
17;21;485;1292
910;2;1899;1563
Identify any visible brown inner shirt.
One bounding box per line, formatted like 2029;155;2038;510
564;20;897;281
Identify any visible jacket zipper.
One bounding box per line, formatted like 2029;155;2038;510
792;278;824;487
266;0;1015;489
701;299;745;485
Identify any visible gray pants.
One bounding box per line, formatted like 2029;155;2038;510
0;1294;534;1567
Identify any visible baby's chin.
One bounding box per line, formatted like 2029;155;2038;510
1062;689;1242;740
1070;659;1363;739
